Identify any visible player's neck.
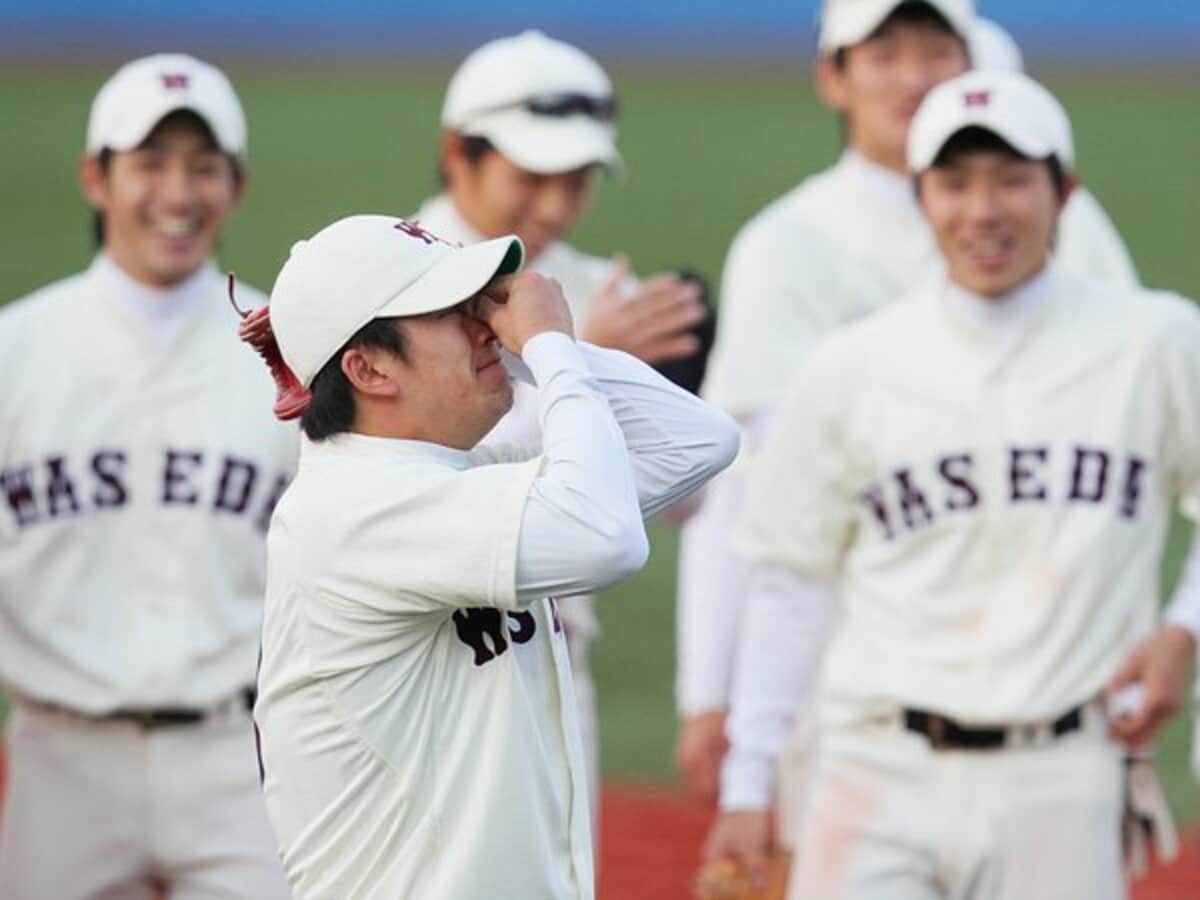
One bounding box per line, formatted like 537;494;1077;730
848;142;908;177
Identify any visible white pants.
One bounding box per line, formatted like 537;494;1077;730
0;701;290;900
562;595;600;829
788;713;1125;900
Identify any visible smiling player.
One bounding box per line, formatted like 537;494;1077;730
0;54;295;899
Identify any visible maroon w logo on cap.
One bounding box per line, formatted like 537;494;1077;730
161;73;190;90
394;220;447;246
964;90;991;107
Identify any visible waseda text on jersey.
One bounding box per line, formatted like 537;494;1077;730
0;448;290;532
858;443;1149;540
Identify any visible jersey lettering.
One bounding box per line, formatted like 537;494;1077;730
860;443;1151;539
1009;446;1049;502
894;468;935;530
163;449;204;505
453;607;539;666
213;456;258;514
0;465;39;527
1068;446;1109;503
91;450;128;508
938;453;980;511
0;449;290;532
45;455;81;517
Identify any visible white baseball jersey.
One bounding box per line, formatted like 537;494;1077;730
678;151;1139;717
0;254;297;712
256;334;738;899
736;266;1200;726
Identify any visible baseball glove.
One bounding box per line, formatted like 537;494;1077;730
1122;755;1179;879
693;851;791;900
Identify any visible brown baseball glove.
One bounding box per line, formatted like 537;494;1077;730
693;852;791;900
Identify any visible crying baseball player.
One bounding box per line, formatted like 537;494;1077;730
723;70;1199;899
249;215;737;899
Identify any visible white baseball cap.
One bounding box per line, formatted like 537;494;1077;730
441;30;621;175
269;216;524;388
818;0;974;55
86;53;247;158
968;17;1025;74
907;70;1075;173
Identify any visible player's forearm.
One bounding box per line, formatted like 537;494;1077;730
512;333;648;603
719;565;835;812
572;341;740;519
676;468;753;715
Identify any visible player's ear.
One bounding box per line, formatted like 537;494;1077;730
441;131;471;185
340;346;402;399
78;153;109;211
815;55;849;113
1058;171;1078;213
230;159;249;209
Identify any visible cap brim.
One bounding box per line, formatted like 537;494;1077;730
910;118;1057;172
376;236;524;318
89;98;244;157
470;110;622;175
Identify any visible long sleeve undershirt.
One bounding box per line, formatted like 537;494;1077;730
485;333;739;605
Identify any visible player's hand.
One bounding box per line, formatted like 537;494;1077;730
478;271;574;356
581;256;706;364
702;810;774;891
1107;624;1196;749
676;709;729;808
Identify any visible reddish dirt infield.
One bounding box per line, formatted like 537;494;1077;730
3;749;1196;897
599;783;1200;900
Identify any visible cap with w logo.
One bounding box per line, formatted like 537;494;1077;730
86;53;247;158
907;69;1075;172
268;216;524;388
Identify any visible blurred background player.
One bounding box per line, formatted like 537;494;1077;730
0;54;295;899
676;0;1140;818
414;29;711;818
715;68;1198;899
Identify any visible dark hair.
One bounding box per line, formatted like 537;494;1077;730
925;126;1069;199
437;134;496;188
300;317;409;441
89;109;242;248
831;1;963;70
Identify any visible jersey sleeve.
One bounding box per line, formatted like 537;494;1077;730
310;455;546;616
1055;187;1139;289
1158;292;1200;519
734;345;858;578
702;214;844;419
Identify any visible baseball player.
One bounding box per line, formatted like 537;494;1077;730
676;0;1140;813
0;55;295;898
413;30;709;815
249;214;738;898
716;69;1200;900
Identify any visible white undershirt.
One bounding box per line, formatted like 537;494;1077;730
94;252;216;348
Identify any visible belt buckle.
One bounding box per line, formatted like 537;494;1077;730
128;709;161;730
927;713;949;750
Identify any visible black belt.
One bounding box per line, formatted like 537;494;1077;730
903;704;1084;751
101;686;257;731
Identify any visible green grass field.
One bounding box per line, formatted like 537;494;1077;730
2;61;1199;818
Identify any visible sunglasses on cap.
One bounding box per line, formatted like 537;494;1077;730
473;92;619;123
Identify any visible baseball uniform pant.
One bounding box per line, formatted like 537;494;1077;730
561;595;601;832
0;700;290;900
787;710;1125;900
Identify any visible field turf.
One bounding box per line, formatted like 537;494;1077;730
1;61;1198;820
